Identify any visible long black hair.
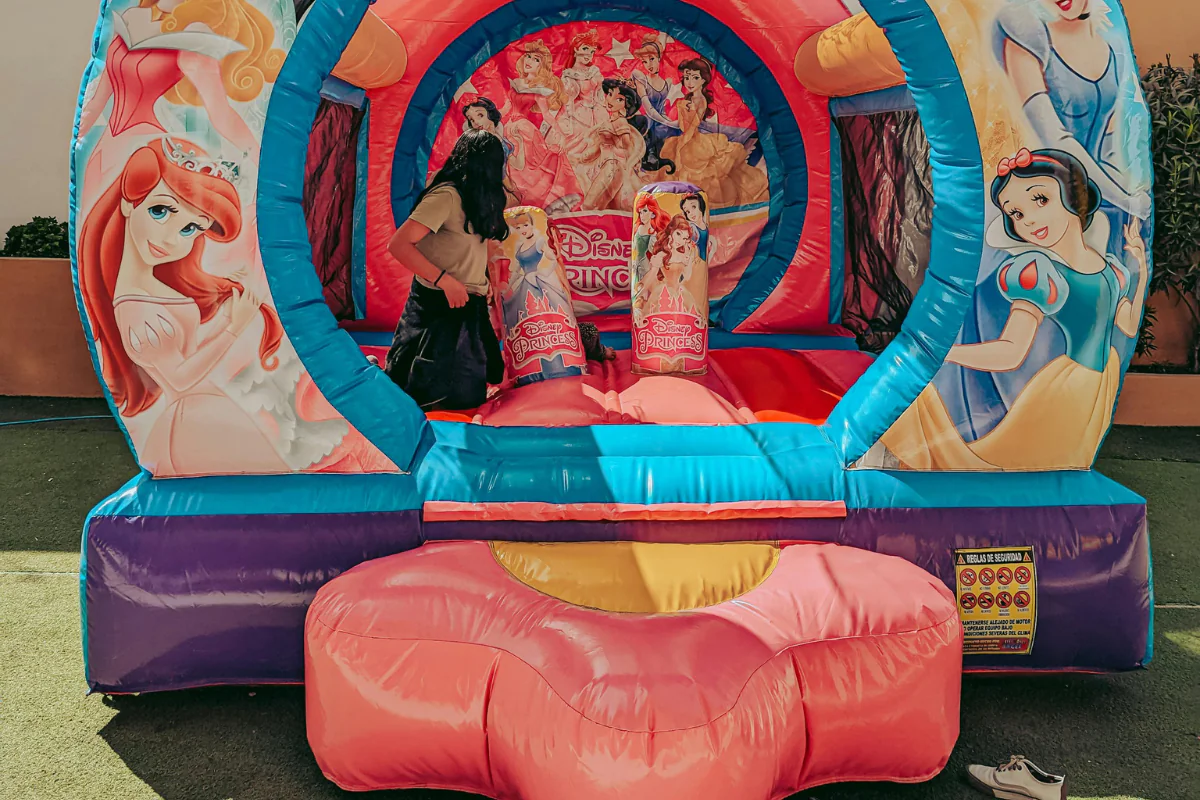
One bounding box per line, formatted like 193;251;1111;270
601;78;640;120
990;148;1101;241
416;128;509;241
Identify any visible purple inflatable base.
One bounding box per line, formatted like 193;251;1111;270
83;503;1150;693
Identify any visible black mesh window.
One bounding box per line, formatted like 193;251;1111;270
304;99;366;321
835;110;933;353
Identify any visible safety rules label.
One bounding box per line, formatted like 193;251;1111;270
953;546;1037;655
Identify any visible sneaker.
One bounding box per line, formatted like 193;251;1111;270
967;756;1066;800
366;355;380;367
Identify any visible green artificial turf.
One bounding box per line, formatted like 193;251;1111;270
1;398;1197;799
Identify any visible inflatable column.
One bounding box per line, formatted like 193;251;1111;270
491;207;587;386
631;183;710;375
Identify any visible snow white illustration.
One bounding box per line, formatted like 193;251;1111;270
878;149;1147;471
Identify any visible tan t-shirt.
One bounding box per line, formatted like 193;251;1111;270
408;184;489;295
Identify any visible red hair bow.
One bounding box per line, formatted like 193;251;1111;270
997;148;1034;177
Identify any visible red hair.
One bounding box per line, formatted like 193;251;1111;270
567;29;601;68
78;141;282;416
648;215;695;261
634;194;671;233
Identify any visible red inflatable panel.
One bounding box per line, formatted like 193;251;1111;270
357;346;874;426
306;542;962;798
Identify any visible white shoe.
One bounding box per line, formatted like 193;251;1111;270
967;756;1066;800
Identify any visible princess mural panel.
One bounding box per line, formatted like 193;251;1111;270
433;21;771;317
73;1;395;476
432;22;769;216
862;0;1152;472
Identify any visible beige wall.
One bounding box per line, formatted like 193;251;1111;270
1125;1;1200;67
0;1;1195;242
0;0;97;241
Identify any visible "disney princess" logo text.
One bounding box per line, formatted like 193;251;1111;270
509;314;585;369
635;314;707;357
554;221;632;297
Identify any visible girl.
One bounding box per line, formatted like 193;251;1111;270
880;149;1148;471
659;59;768;209
77;138;366;476
77;0;282;212
384;129;510;410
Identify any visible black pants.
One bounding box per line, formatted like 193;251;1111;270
384;280;503;410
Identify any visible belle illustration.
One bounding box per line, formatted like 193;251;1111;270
572;80;647;212
77;0;283;211
636;215;704;316
659;59;768;209
463;97;582;214
559;30;607;143
78;139;380;476
994;0;1150;220
879;149;1148;471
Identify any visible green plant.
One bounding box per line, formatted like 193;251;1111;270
1;216;69;259
1142;54;1200;371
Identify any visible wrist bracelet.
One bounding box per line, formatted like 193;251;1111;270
433;270;446;287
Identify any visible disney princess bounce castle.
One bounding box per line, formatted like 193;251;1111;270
71;0;1154;796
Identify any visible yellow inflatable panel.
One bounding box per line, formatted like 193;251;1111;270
794;13;905;98
490;541;780;613
332;9;407;89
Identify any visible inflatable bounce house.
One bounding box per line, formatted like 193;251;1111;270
71;0;1154;795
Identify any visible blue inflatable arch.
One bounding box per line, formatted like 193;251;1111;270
258;0;983;472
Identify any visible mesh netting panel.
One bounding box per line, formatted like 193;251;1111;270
836;111;933;353
304;98;365;321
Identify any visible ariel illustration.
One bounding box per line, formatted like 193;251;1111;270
658;59;768;209
994;0;1150;221
462;97;582;214
879;149;1148;471
636;215;705;316
77;139;381;476
559;30;607;142
633;193;671;282
572;80;647;212
77;0;283;211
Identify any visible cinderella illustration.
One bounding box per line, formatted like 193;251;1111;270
501;212;575;326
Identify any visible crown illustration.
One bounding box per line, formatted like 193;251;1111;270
161;137;241;184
